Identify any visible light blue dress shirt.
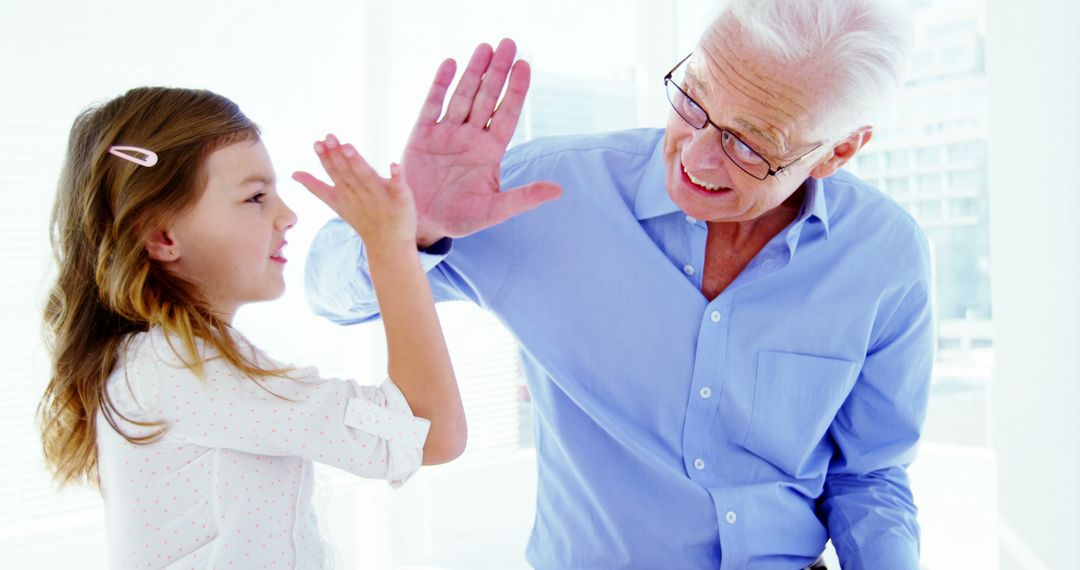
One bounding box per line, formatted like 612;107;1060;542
305;128;933;570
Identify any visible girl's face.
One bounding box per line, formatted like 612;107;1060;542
159;139;297;319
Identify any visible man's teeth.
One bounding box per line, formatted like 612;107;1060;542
684;165;724;191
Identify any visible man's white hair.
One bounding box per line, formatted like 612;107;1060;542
720;0;912;139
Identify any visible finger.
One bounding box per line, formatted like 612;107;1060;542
487;59;532;144
312;139;345;187
387;162;410;196
466;38;516;128
488;181;562;225
339;143;383;187
442;43;493;124
320;135;366;191
415;58;456;126
292;171;335;205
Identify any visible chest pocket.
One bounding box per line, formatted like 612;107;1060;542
741;350;859;478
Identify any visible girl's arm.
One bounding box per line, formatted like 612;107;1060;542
367;238;465;464
294;135;466;465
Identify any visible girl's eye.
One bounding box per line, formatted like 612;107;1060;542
246;192;266;204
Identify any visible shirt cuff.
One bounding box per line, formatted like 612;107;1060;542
418;237;453;272
343;378;431;488
839;535;920;570
343;381;431;449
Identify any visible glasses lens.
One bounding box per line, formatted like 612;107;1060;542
665;80;706;129
721;130;769;179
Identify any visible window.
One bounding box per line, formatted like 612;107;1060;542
886;175;912;196
949;197;979;217
887;149;912;170
917;146;942;167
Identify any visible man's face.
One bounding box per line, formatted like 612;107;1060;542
663;20;836;223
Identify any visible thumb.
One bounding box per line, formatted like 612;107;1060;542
489;181;563;225
387;162;410;195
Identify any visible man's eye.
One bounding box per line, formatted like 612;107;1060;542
723;132;757;162
246;192;266;204
734;139;754;158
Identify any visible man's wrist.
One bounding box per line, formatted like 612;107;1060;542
416;227;445;249
417;236;453;255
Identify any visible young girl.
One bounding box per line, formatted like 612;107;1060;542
37;86;466;568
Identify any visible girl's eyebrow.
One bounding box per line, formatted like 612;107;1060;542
239;175;275;186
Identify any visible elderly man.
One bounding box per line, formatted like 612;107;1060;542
303;0;930;567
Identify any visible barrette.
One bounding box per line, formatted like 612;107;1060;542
108;145;158;167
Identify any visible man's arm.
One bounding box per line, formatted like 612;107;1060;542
305;218;464;324
305;38;560;324
818;277;934;570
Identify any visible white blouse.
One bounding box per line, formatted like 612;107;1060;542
96;328;430;569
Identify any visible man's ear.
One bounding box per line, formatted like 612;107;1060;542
145;228;179;262
809;126;873;179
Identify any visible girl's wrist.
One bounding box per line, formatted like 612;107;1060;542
365;237;418;262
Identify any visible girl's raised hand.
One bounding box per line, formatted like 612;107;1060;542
293;134;416;249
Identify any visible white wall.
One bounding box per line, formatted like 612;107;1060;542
986;0;1080;568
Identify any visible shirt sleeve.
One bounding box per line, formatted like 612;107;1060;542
304;218;472;325
129;330;432;487
818;280;934;570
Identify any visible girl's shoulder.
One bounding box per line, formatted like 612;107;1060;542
105;329;169;421
108;326;219;409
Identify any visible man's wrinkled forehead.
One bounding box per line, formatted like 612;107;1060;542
683;50;788;155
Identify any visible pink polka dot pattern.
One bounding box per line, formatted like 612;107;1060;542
96;328;431;568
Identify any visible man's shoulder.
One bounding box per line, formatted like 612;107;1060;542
826;169;922;233
824;169;931;275
503;128;664;172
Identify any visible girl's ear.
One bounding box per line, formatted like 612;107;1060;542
145;229;179;262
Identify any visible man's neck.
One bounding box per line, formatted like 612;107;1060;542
704;185;805;249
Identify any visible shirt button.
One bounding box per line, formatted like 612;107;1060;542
725;511;737;524
693;458;705;471
710;311;721;323
361;411;378;426
699;387;712;399
682;264;695;276
685;215;697;224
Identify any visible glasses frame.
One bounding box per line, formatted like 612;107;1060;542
663;53;826;181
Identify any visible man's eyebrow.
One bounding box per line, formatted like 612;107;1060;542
685;64;706;91
732;117;784;156
686;62;784;155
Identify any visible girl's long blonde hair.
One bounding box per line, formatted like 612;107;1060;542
39;86;284;487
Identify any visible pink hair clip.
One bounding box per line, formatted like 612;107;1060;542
108;145;158;167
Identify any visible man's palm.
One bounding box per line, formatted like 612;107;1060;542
402;39;561;245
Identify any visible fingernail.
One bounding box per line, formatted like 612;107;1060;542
326;134;338;147
342;145;355;157
314;142;324;154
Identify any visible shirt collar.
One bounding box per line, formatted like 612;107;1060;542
794;175;831;239
634;134;682;221
633;131;832;241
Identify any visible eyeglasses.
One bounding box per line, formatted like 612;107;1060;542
663;53;825;181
